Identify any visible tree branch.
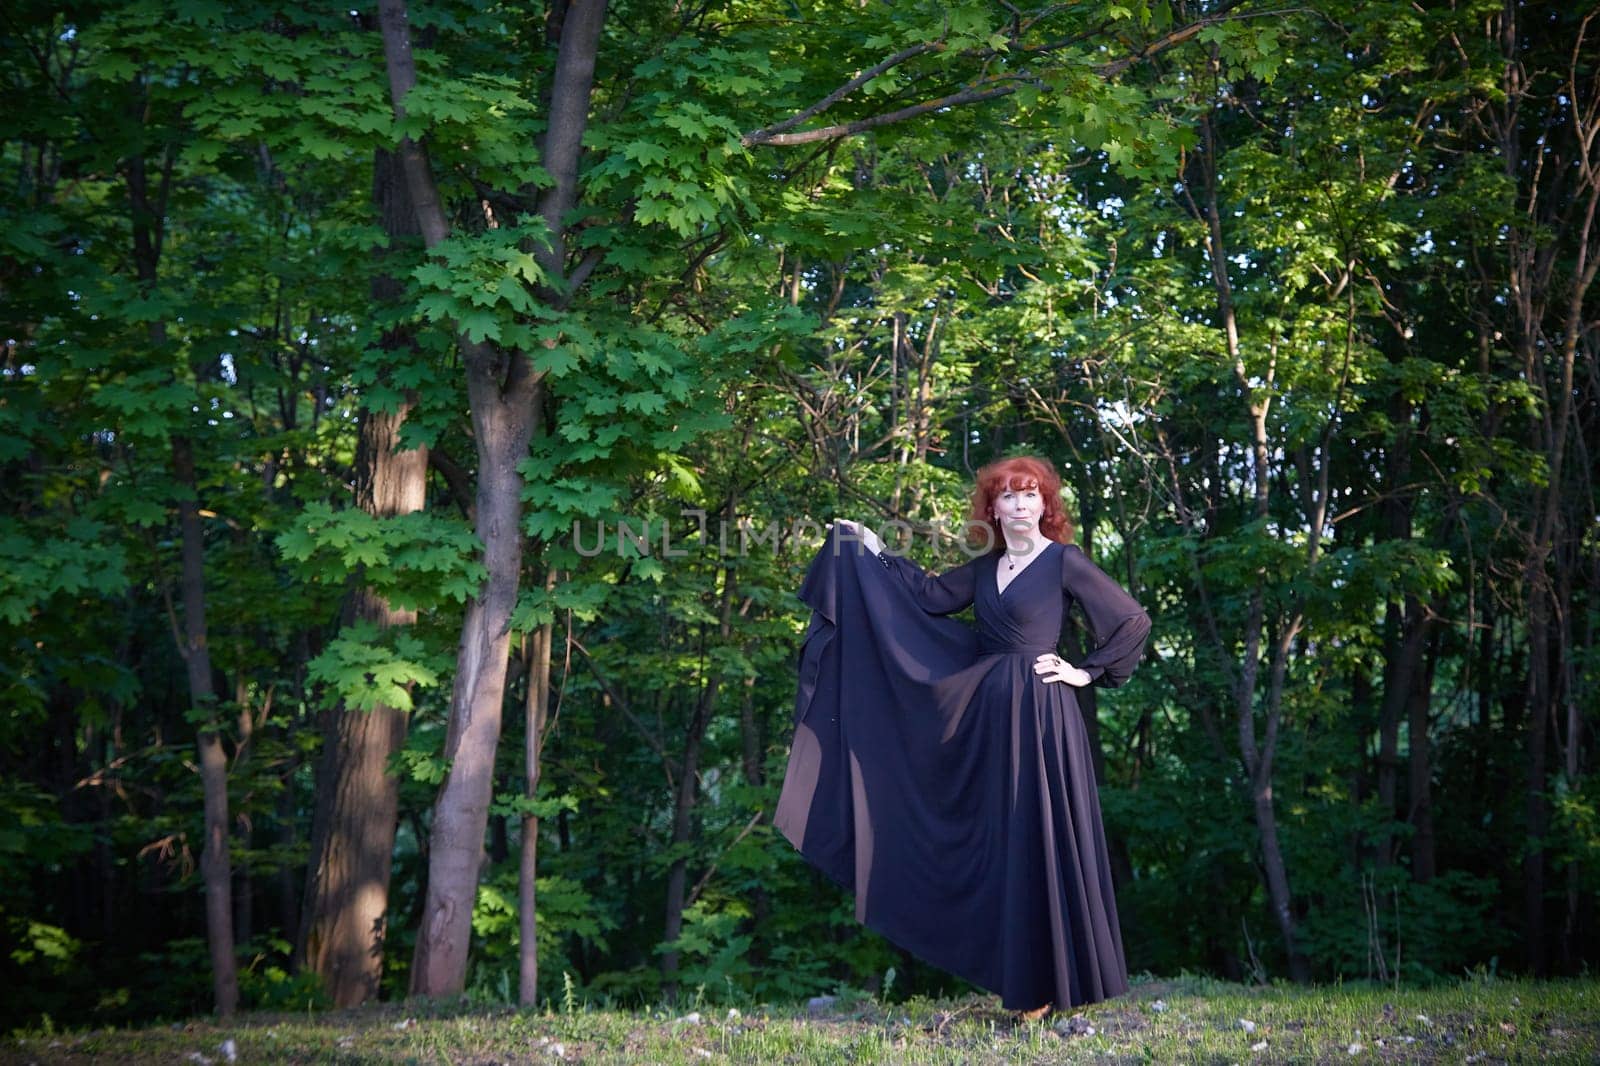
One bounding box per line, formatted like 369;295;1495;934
684;809;764;909
427;446;475;520
742;1;1273;149
536;0;609;294
570;637;674;791
749;41;944;145
746;82;1023;147
377;0;452;250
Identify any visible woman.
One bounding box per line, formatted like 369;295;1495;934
773;455;1151;1021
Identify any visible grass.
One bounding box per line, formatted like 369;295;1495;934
3;973;1596;1064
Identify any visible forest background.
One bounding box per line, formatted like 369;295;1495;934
2;0;1596;1029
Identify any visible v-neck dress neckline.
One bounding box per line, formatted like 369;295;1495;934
994;540;1059;600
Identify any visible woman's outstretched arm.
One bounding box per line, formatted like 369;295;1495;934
830;519;979;615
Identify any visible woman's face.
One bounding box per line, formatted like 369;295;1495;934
993;483;1044;533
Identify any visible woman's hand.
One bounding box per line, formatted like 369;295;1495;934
828;518;883;555
1034;653;1092;687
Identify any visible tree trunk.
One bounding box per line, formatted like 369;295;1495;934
1562;540;1597;971
1379;598;1430;869
738;674;762;792
1406;630;1439;883
660;694;711;1001
1348;666;1371;870
377;0;605;998
297;141;429;1008
130;126;240;1015
172;433;239;1016
1522;593;1552;973
1374;396;1413;870
1187;106;1309;983
520;576;555;1006
407;358;540;997
736;674;772;964
1474;0;1599;977
276;756;301;954
298;435;426;1005
1374;601;1401;870
660;564;737;1000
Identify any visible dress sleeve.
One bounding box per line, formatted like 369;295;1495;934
878;551;980;616
1061;543;1151;688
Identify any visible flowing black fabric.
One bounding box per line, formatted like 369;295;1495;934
774;528;1152;1010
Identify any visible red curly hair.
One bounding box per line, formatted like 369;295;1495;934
967;455;1075;550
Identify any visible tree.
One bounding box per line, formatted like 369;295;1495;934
297;144;431;1007
376;0;608;998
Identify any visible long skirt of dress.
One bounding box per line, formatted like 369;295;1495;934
774;538;1130;1011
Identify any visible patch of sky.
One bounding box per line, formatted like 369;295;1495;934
1097;397;1142;427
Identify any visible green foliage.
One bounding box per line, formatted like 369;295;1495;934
1296;868;1503;984
466;860;617;1006
3;914;81;969
0;517;130;625
305;621;441;713
587;36;786;238
1550;771;1600;895
276;505;489;609
239;937;331;1012
655;897;755;998
412;226;553;344
396;720;451;786
0;782;96;887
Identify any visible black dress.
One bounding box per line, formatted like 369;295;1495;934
774;528;1152;1011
